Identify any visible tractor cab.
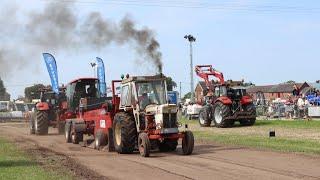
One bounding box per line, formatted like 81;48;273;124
40;91;66;108
118;74;179;132
65;78;108;112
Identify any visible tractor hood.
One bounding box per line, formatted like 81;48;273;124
145;104;178;115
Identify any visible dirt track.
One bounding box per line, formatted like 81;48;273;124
1;122;320;180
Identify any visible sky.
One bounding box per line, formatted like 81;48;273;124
1;0;320;99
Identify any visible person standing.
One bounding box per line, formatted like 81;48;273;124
292;84;300;118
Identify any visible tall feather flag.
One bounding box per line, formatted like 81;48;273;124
42;53;59;94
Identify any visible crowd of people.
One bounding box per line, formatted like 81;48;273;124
266;84;320;119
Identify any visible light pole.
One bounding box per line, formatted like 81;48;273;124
90;62;96;78
184;34;196;103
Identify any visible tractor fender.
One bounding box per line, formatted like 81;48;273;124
36;102;50;111
215;96;232;105
240;96;253;105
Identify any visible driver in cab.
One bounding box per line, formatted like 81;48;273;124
139;91;151;110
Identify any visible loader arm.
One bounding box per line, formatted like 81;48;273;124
195;65;225;89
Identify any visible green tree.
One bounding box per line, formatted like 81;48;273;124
0;77;6;98
24;84;46;101
182;92;192;101
284;80;296;84
166;77;177;91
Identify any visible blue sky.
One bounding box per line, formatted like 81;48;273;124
1;0;320;99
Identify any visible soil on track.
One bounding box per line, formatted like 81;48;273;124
1;122;320;180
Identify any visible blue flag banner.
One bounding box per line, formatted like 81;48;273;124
96;57;106;96
42;53;59;94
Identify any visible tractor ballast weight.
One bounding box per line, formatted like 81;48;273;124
196;65;256;128
30;88;67;135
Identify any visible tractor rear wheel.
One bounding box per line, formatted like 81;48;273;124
35;110;49;135
29;113;35;134
94;130;107;150
138;133;151;157
182;131;194;155
159;139;178;152
198;107;211;127
113;112;137;154
213;102;233;128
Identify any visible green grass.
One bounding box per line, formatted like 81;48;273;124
194;131;320;155
177;116;320;155
179;116;320;128
255;119;320;129
0;138;72;180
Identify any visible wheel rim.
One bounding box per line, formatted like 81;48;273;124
65;128;69;140
35;119;38;132
214;106;223;124
115;123;121;146
95;138;99;148
139;139;144;154
199;112;205;125
71;133;75;142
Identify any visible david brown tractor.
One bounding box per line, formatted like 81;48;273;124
63;75;194;157
30;88;67;135
113;74;194;157
196;65;256;128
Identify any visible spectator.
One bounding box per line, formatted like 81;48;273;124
304;97;310;119
297;96;304;118
292;84;300;97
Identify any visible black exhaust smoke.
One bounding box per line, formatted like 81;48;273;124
0;2;163;78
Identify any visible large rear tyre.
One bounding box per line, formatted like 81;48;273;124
138;133;151;157
35;110;49;135
113;112;137;154
94;130;107;150
158;139;178;152
182;131;194;155
29;113;35;134
213;102;233;128
199;107;211;127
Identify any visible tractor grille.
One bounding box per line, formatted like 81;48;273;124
163;113;177;128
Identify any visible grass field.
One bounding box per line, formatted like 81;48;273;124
180;117;320;155
0;138;72;180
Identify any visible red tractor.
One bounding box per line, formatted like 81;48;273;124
63;78;114;149
64;75;194;157
195;65;256;128
30;88;67;135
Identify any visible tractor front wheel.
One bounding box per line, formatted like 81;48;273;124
57;121;65;134
71;123;83;144
182;131;194;155
213;102;233;128
35;110;49;135
113;112;137;154
199;107;211;127
240;103;256;126
138;133;151;157
95;130;107;150
65;122;71;143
